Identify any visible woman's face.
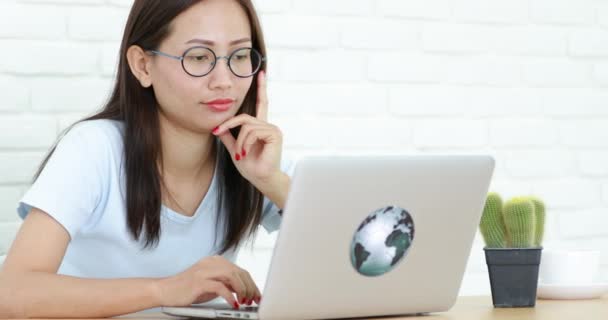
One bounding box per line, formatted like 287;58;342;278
149;0;254;134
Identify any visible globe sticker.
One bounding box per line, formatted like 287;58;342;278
350;206;415;277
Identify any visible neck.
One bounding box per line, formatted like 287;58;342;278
158;114;216;181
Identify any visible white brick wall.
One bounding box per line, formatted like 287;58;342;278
531;0;596;25
1;0;607;297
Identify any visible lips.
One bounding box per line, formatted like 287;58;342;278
204;98;235;112
206;98;234;104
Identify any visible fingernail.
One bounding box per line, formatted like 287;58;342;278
235;153;241;161
241;298;246;304
233;302;239;309
242;148;246;157
212;126;220;134
247;299;252;305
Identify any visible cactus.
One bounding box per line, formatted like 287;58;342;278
502;197;536;248
479;193;546;249
527;196;545;247
479;193;507;248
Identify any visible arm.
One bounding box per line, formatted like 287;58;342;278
256;171;290;210
0;272;160;319
0;208;161;319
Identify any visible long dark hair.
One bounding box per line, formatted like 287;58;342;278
34;0;267;254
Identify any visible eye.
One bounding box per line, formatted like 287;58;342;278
192;55;210;61
185;49;213;62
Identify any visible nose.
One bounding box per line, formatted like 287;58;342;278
207;57;233;90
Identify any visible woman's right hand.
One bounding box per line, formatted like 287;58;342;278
154;255;261;309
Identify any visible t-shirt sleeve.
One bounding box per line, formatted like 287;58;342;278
17;122;110;240
260;156;297;233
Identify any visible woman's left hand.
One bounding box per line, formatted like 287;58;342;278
212;70;283;188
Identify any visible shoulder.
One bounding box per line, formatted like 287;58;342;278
48;119;126;170
66;119;124;146
58;119;124;156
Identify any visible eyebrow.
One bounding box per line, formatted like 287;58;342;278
185;37;252;46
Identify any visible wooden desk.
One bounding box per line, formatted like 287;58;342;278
25;295;608;320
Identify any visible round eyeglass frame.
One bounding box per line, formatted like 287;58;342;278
146;46;266;78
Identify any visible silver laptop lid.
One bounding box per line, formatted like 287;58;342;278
259;155;494;320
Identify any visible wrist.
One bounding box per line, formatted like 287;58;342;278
258;171;289;210
150;278;166;306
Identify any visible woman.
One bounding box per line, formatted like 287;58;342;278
0;0;295;318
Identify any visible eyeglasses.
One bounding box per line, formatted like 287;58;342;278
146;46;265;78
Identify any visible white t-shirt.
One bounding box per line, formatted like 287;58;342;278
17;119;296;280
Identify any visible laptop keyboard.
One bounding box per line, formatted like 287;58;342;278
215;305;259;319
239;306;258;312
216;305;258;312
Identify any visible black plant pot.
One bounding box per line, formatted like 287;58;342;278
484;247;543;308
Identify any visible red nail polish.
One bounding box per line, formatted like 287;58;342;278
235;154;241;161
233;302;239;309
212;126;220;134
242;149;246;157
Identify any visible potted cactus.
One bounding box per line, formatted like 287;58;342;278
479;193;546;308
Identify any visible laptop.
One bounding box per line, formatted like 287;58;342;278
162;155;495;320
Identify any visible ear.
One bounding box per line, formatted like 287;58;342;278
126;45;153;88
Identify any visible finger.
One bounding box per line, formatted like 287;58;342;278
242;128;278;158
256;70;268;122
232;272;250;305
213;114;261;136
236;124;266;158
241;129;266;159
216;269;249;305
238;269;255;304
204;280;239;310
215;129;237;159
207;269;248;303
229;272;250;305
240;270;261;305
